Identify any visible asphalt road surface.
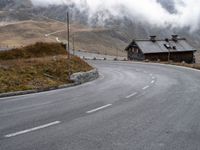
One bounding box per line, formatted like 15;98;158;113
1;61;200;150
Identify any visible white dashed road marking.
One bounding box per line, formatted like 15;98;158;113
4;121;61;138
86;104;112;114
126;92;138;99
143;86;150;90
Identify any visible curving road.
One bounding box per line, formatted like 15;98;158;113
0;61;200;150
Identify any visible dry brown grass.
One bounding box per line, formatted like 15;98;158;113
0;56;92;93
168;62;200;70
154;60;200;70
0;42;67;60
0;42;93;93
0;20;65;47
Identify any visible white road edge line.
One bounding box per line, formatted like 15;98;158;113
99;73;105;80
143;86;150;90
126;92;137;99
86;104;112;114
4;121;61;138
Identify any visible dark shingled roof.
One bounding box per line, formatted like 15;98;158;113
125;38;196;54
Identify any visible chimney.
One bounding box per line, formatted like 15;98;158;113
150;36;156;42
172;35;178;42
165;38;169;42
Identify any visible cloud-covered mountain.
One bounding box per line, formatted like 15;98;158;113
28;0;200;32
0;0;200;48
0;0;32;9
157;0;176;13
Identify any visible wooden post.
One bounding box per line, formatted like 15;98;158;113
73;34;75;55
66;11;71;78
168;49;170;63
67;12;70;59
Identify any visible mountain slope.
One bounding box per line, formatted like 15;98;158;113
0;1;199;57
0;0;32;10
0;20;126;56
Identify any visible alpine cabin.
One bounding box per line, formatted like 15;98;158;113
125;35;196;63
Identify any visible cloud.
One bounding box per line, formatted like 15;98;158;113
173;0;200;31
31;0;200;31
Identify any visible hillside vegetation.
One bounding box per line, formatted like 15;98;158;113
0;42;67;60
0;42;93;93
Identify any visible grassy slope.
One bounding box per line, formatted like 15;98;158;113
0;20;63;47
0;20;127;56
0;42;92;93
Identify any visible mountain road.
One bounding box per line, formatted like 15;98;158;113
0;60;200;150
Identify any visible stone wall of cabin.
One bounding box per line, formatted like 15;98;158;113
127;48;144;61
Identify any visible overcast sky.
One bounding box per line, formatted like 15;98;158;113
31;0;200;31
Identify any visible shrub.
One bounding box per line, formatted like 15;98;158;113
0;42;68;60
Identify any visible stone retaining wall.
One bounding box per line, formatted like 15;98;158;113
70;69;99;84
0;69;99;98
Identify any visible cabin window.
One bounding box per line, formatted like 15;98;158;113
134;48;138;53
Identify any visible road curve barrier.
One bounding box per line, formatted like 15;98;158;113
70;69;99;84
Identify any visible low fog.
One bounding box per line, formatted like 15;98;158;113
31;0;200;32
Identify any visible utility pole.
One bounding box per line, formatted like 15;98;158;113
66;11;71;78
168;49;171;63
167;42;172;63
105;48;107;55
116;48;119;60
67;11;70;59
73;34;75;55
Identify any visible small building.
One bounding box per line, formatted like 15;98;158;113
125;35;196;63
